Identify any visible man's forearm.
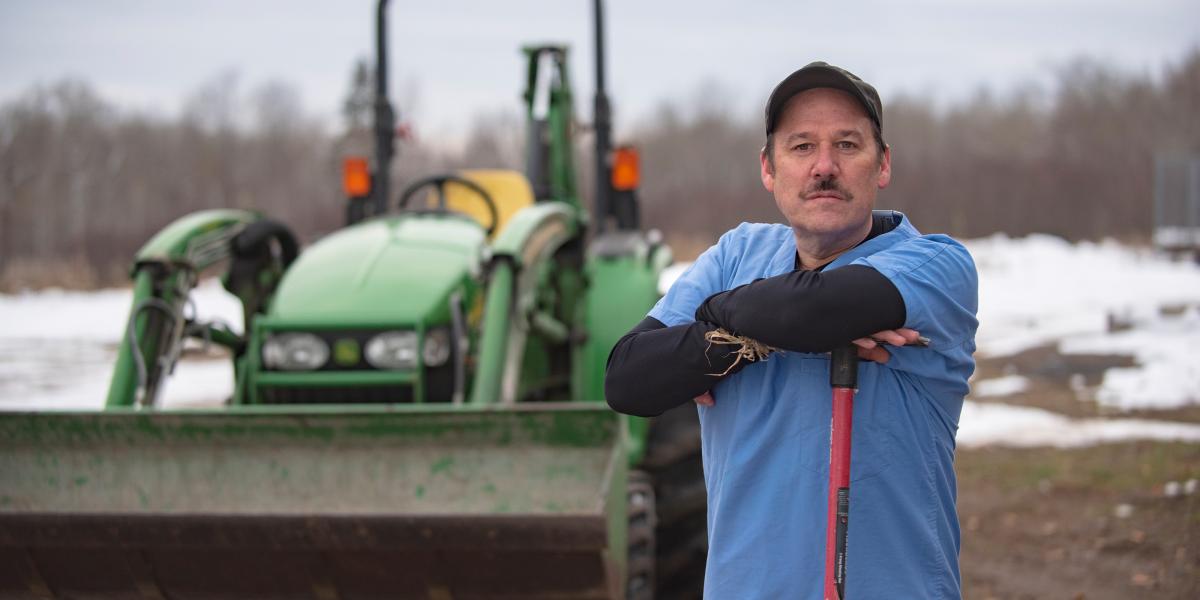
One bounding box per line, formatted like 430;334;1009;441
695;264;905;352
605;316;746;417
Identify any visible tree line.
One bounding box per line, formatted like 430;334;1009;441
634;50;1199;253
0;50;1196;289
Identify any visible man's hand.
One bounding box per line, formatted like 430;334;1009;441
694;328;922;405
852;328;922;363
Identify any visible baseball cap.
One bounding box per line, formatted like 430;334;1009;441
764;61;882;135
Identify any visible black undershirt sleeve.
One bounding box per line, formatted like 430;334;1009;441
694;264;906;352
604;266;906;417
605;213;907;418
605;316;749;417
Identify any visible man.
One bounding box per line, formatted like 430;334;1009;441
605;62;978;599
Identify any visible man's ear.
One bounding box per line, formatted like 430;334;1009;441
760;147;775;193
877;145;892;189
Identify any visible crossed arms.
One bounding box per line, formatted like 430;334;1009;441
604;264;912;417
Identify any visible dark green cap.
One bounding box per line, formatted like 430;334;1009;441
765;61;882;135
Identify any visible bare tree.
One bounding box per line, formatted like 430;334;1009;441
2;49;1197;288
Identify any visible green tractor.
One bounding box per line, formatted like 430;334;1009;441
0;1;706;598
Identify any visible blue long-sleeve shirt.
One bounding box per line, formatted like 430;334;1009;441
628;212;978;599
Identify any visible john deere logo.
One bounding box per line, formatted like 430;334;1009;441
333;338;361;366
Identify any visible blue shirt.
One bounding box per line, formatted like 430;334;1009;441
648;213;978;599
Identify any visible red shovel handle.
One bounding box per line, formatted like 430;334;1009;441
824;345;859;600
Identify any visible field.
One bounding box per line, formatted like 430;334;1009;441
959;441;1199;599
961;351;1199;599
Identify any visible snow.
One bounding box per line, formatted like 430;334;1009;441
957;401;1200;448
966;234;1200;358
658;262;691;296
3;235;1200;448
0;279;244;340
0;279;242;410
154;359;235;408
971;375;1030;398
1059;307;1200;410
0;354;234;412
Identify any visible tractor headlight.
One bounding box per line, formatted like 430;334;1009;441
262;333;329;371
422;327;452;367
365;330;419;370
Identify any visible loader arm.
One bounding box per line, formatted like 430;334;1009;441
471;203;579;406
106;210;262;409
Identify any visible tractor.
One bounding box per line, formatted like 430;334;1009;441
0;1;706;598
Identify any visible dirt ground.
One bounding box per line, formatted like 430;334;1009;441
958;349;1200;599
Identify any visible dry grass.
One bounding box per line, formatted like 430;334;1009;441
664;233;717;262
0;257;127;292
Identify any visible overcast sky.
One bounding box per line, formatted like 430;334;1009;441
1;0;1196;142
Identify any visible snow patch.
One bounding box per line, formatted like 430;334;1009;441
957;401;1200;448
971;375;1030;397
0;279;242;410
157;359;235;409
966;234;1200;359
0;350;232;411
658;262;691;296
0;279;244;341
1060;307;1200;410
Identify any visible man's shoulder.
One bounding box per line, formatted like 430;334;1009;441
875;230;977;276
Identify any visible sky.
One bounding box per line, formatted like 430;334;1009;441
1;0;1197;143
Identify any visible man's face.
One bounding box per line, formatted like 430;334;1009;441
761;88;891;241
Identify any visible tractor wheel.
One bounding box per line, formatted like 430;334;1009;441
626;469;656;600
639;402;707;600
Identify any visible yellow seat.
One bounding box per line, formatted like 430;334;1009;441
442;169;535;239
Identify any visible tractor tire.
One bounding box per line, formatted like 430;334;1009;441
626;470;656;600
639;402;707;600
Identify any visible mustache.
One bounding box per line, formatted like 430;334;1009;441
804;178;854;201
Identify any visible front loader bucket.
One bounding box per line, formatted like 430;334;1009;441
0;404;627;599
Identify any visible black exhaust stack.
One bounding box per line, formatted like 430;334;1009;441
372;0;396;218
592;0;613;234
591;0;641;233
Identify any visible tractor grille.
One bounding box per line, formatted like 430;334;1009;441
260;385;414;404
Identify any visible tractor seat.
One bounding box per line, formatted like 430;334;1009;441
442;169;535;239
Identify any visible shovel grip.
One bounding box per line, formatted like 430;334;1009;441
830;344;859;389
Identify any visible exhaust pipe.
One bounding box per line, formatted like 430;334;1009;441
372;0;396;218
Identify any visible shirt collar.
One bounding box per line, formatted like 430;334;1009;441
770;210;918;276
826;210;918;270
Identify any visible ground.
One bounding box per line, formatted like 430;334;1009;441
958;351;1200;600
959;442;1199;600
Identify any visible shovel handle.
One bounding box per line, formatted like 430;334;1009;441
830;345;859;389
824;344;859;600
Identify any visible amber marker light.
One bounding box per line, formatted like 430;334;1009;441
611;146;640;191
342;156;371;198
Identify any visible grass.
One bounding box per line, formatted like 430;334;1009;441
958;442;1200;495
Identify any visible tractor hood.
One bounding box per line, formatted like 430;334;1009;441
267;215;486;327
